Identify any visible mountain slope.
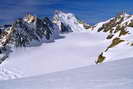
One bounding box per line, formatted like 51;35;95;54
0;32;107;80
53;10;91;32
91;13;133;63
0;57;133;89
0;14;60;64
0;11;133;80
0;31;133;80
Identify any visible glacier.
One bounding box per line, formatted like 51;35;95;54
0;11;133;89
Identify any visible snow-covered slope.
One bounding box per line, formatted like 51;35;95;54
90;13;133;63
53;10;91;32
0;11;133;81
0;31;133;80
0;32;108;80
0;57;133;89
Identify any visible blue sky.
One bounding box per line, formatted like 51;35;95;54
0;0;133;24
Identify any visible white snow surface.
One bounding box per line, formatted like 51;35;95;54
0;32;109;80
0;30;133;80
0;57;133;89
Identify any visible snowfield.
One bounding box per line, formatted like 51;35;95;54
0;31;133;80
0;32;109;80
0;57;133;89
0;12;133;88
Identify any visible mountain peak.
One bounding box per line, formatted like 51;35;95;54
53;10;91;32
54;10;74;17
23;14;37;23
54;10;63;15
117;12;129;17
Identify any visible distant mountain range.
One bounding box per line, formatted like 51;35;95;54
0;10;133;64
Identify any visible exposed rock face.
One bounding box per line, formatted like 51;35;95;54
43;17;60;39
0;25;11;35
94;13;133;64
60;22;70;33
0;14;60;64
96;13;131;38
2;14;60;47
23;14;36;23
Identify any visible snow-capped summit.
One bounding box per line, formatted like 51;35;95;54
53;10;91;32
